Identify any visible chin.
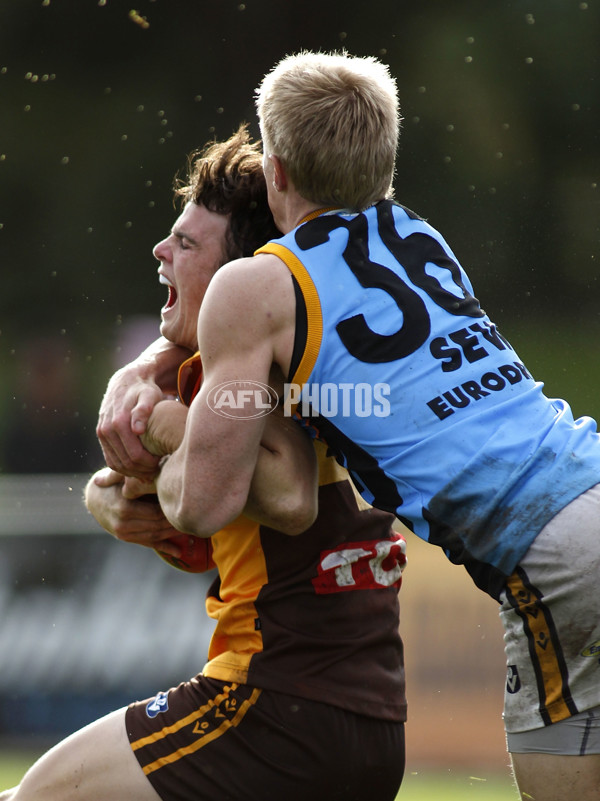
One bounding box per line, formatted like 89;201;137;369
159;319;177;344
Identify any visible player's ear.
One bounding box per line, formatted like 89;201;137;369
270;155;288;192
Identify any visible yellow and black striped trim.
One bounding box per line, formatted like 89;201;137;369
256;242;323;410
505;567;578;725
131;684;262;776
297;207;340;225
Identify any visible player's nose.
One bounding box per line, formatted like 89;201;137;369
153;236;171;263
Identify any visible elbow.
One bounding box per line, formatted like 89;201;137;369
167;509;211;539
283;510;318;536
290;497;318;535
167;487;247;538
167;504;221;539
157;454;249;536
270;487;318;536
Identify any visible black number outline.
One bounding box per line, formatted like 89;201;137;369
295;201;483;365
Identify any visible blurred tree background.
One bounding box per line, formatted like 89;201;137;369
1;0;599;471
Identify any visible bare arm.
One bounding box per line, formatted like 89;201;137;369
242;407;317;534
143;396;318;536
96;336;192;478
84;467;182;557
141;398;190;458
150;255;301;536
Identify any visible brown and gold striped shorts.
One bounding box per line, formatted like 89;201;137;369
126;675;405;801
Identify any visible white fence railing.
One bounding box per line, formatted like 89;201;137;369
0;473;102;535
0;474;214;736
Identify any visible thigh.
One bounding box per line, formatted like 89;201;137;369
511;753;600;801
500;484;600;735
11;708;160;801
127;676;405;801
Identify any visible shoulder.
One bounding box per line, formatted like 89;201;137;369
203;254;295;322
214;253;291;288
198;253;297;364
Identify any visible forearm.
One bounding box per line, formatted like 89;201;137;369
97;338;193;478
141;399;189;457
84;467;182;551
84;468;158;534
127;336;193;391
154;390;265;537
155;451;259;538
84;468;126;535
152;407;317;537
244;414;318;534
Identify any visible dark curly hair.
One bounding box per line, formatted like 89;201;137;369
173;124;281;262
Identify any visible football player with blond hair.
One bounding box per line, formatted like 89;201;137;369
100;52;600;801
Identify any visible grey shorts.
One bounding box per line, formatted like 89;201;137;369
499;483;600;747
507;705;600;755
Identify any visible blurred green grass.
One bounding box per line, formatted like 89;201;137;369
400;769;517;799
0;750;518;798
0;750;40;790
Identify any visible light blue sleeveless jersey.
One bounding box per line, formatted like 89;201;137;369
258;201;600;597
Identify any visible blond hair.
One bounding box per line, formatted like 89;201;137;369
256;51;401;211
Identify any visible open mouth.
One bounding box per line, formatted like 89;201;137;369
160;274;178;310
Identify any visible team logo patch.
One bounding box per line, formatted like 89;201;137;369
506;665;521;694
581;640;600;658
146;691;169;718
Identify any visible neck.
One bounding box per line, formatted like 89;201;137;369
268;180;319;233
277;197;321;234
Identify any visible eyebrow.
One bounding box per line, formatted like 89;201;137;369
171;227;199;246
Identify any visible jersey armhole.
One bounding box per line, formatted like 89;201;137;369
289;275;308;383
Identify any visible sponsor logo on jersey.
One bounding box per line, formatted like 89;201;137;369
312;533;406;594
506;665;521;694
146;690;170;718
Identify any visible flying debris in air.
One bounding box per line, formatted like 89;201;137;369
129;9;150;29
